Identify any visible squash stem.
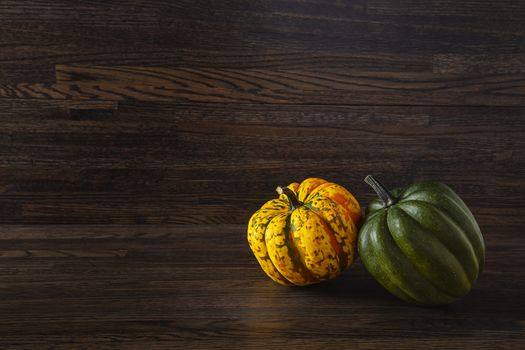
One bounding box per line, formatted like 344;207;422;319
364;175;396;207
276;186;301;211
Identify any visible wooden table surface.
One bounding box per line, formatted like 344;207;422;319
1;1;524;349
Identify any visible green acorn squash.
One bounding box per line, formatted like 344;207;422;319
358;175;485;306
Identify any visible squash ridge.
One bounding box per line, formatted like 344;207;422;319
385;207;466;299
398;200;479;281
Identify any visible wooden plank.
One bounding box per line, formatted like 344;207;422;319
433;54;525;74
0;49;434;73
0;225;522;349
0;66;523;105
49;65;525;107
0;98;116;115
0;102;523;224
1;1;524;41
1;1;524;85
0;63;56;84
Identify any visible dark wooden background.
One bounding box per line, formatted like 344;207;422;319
1;1;524;349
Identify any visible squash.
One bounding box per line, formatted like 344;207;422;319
358;175;485;306
247;178;361;286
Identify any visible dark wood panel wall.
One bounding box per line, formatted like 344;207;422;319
1;1;524;348
1;1;524;227
1;100;524;226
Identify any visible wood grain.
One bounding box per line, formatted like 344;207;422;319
433;54;525;74
0;101;523;225
1;0;525;348
1;65;523;105
0;225;522;349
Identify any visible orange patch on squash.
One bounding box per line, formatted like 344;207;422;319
331;192;348;207
349;211;360;226
319;218;341;256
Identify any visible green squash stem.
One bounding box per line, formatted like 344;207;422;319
365;175;397;207
276;186;302;211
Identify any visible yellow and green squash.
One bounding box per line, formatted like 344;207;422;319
247;178;361;286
